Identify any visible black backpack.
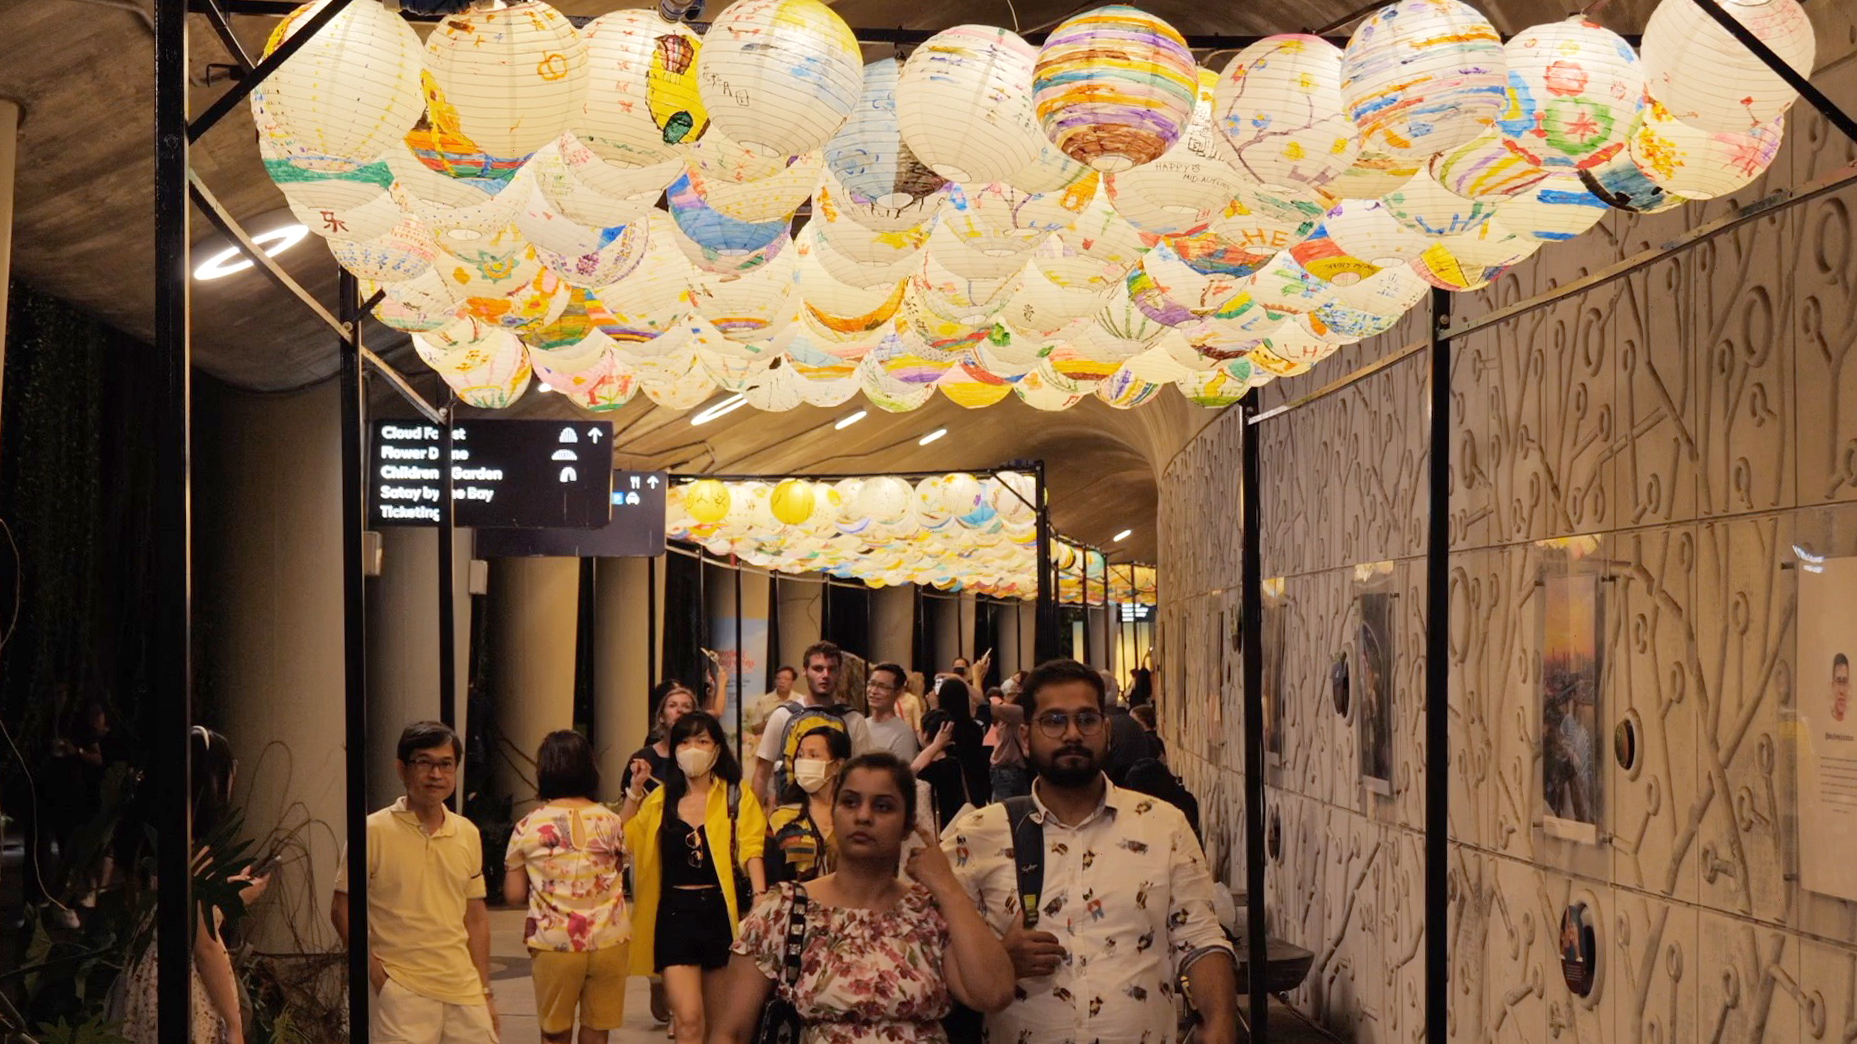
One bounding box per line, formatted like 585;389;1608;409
943;795;1043;1036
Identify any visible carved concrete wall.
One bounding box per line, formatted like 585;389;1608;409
1156;48;1857;1044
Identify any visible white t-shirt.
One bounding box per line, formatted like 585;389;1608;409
755;701;875;765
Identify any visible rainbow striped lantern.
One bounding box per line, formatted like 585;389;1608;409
252;0;425;173
1382;170;1496;237
828;59;948;213
576;11;708;166
1431;131;1550;199
1032;6;1199;173
1216;35;1361;189
898;26;1048;185
1104;70;1250;235
697;0;863;156
1498;19;1644;172
424;1;589;160
1340;0;1507;160
1629;100;1785;200
1492;173;1609;240
1641;0;1815;133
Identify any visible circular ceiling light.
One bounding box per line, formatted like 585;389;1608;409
192;224;310;281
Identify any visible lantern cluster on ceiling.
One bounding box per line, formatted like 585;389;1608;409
664;473;1158;601
255;0;1814;412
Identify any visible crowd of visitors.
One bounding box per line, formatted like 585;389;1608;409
323;647;1225;1044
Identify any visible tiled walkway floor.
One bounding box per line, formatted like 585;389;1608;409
489;906;666;1044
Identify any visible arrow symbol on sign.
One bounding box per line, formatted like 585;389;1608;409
647;475;660;489
587;428;604;443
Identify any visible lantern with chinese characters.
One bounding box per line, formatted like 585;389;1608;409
1498;18;1644;171
685;479;733;523
1640;0;1814;133
424;1;589;160
1340;0;1507;159
1629;100;1785;199
697;0;863;156
1033;6;1200;173
898;26;1048;185
577;10;708;167
1216;35;1360;189
828;59;948;212
253;0;425;173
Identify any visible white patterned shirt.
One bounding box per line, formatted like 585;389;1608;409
941;778;1233;1044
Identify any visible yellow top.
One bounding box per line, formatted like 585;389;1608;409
622;779;767;977
334;798;487;1006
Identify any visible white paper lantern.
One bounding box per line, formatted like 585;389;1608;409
642;366;721;409
417;317;535;408
368;270;462;333
897;26;1048;185
1033;6;1200;173
944;178;1096;242
1212;182;1326;254
804;216;925;287
1641;0;1815;133
1492;173;1610;240
689;247;799;341
1340;0;1507;159
1498;18;1644;171
424;1;589;160
795;234;908;338
1323;199;1433;265
815;170;946;234
1060;189;1149;272
1003;266;1106;333
576;11;708;167
925;223;1034;282
1014;362;1089;410
1382;170;1496;237
253;0;425;173
684;152;822;223
1430;131;1550;199
666;172;792;255
1010;138;1094;194
827;58;948;211
597;213;696;342
1244;252;1334;321
815;207;933;269
389;151;530;249
533;222;649;288
331;215;437;282
550;133;684;210
1327;149;1422;199
1629;100;1785;199
532;334;639;410
1176;364;1253;406
1131;242;1243;317
1578;135;1683;213
1216;35;1361;189
698;0;863;156
1165;229;1276;279
283;177;402;242
1287;224;1383;286
857;355;937;411
1102;70;1248;234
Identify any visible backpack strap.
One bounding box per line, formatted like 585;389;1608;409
1002;795;1043;930
727;781;740;872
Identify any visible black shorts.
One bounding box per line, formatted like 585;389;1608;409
655;887;734;972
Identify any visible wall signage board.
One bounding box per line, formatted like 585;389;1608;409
473;471;669;558
370;420;614;529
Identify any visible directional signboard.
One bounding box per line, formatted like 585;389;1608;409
473;470;669;558
370;420;615;529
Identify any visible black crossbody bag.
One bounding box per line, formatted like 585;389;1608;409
753;887;811;1044
942;796;1044;1036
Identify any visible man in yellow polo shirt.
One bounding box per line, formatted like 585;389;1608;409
332;721;498;1043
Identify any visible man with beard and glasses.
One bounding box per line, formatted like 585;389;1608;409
940;659;1238;1044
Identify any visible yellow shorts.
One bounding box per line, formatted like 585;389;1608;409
530;945;630;1034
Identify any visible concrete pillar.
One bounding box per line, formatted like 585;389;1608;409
366;527;472;811
490;557;579;819
997;602;1022;678
931;596;959;671
593;557;657;802
778;574;823;669
869;585;914;666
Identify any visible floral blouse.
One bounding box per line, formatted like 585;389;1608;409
505;802;630;952
734;882;953;1044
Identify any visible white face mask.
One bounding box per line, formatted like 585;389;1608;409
793;758;834;794
676;745;718;779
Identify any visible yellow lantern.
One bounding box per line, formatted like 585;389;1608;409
770;479;817;524
684;479;732;523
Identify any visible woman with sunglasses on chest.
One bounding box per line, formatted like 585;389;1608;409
624;711;768;1044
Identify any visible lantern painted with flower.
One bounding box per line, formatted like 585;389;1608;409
1216;36;1361;189
1498;18;1644;171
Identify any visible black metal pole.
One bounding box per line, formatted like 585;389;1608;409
1688;0;1857;146
1033;460;1056;663
1079;550;1092;668
338;270;372;1041
439;405;456;731
1100;558;1110;679
1239;391;1268;1044
154;0;193;1040
733;560;744;763
647;556;659;686
1425;287;1452;1044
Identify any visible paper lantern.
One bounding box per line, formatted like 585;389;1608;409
796;239;908;339
897;26;1048;185
1382;170;1496;237
1176;365;1251;407
697;0;862;156
523;285;612;350
1216;36;1361;189
1244;252;1333;321
577;11;708;167
1430;131;1550;199
1492;173;1609;240
1629;101;1785;199
857;355;937;411
1005;266;1105;333
917;245;1020;313
331;216;438;282
284;177;403;243
694;155;823;224
1010;138;1094;194
1323;199;1432;268
518;186;638;260
1133;242;1243;316
826;58;947;212
402;70;533;187
1120;335;1201;383
1288;225;1383;286
1063;186;1149;269
685;479;732;523
805;217;925;287
1033;6;1200;173
815;170;946;234
548;133;683;213
925;224;1034;284
1641;0;1815;133
689;248;799;341
1314;263;1429;337
1498;19;1644;171
1166;229;1276;278
389;151;530;249
531;333;638;410
253;0;425;173
944;178;1096;242
417;317;535;406
1103;70;1249;234
667;173;792;255
769;479;817;525
895;292;992;357
1340;0;1507;159
1578;136;1683;213
1326;149;1422;199
642;366;720;409
939;363;1016;408
1014;362;1089;410
1212;182;1326;254
1096;366;1165;409
1247;344;1312;377
1442;220;1542;269
597;213;696;341
424;1;588;160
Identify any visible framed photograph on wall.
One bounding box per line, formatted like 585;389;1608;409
1262;578;1287;767
1794;550;1857;902
1541;571;1604;844
1357;586;1395;796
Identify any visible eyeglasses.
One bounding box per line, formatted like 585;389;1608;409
409;757;458;775
1034;710;1106;738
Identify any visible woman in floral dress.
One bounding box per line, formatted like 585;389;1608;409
705;752;1013;1044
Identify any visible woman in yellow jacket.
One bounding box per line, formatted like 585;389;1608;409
620;711;766;1044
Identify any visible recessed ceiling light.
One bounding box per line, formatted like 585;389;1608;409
1113;529;1132;542
192;224;309;281
918;428;947;445
834;410;868;430
691;393;747;425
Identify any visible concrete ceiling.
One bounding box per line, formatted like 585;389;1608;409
0;0;1687;558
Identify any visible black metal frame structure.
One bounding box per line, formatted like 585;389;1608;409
149;0;1857;1042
